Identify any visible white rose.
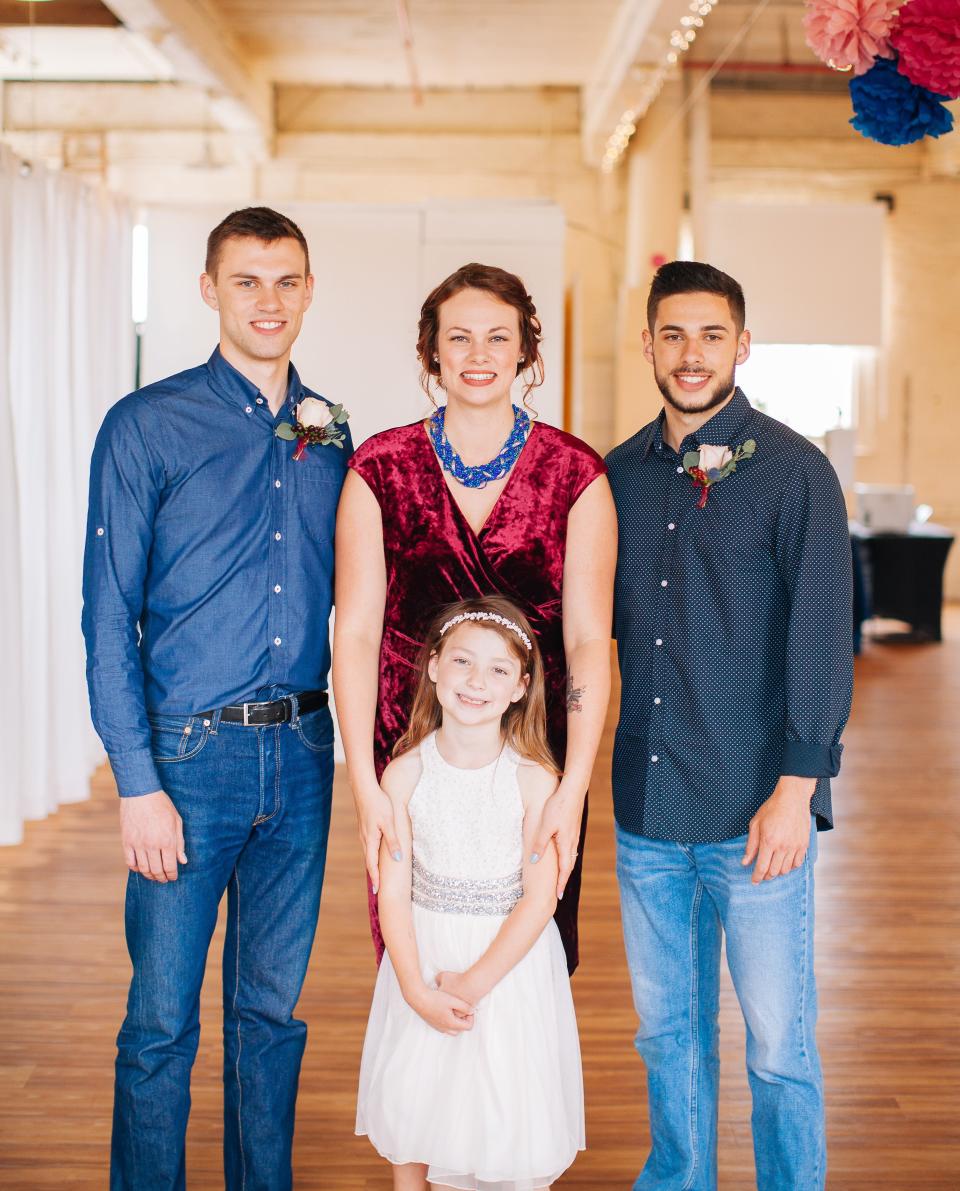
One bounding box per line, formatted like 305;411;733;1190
296;397;333;428
698;444;733;475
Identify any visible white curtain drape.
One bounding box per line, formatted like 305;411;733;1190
0;146;133;845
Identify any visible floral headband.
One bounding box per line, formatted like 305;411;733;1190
439;611;533;652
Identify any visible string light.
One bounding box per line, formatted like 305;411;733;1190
601;0;722;171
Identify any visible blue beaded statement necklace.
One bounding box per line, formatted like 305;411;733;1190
428;404;531;489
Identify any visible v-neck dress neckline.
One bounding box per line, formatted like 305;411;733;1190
421;418;539;540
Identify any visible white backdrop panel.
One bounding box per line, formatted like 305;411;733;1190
705;202;884;346
142;201;565;443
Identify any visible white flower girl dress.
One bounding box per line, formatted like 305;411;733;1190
356;730;584;1190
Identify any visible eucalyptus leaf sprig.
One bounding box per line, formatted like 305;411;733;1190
276;398;350;460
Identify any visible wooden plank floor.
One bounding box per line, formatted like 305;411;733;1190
1;614;958;1189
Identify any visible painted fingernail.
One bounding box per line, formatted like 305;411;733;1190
392;850;402;862
558;890;564;900
372;885;379;895
529;852;540;864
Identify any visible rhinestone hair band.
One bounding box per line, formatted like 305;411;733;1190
439;611;533;652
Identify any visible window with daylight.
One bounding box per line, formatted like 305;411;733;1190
736;343;876;441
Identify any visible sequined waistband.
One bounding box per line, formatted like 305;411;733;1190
411;857;523;917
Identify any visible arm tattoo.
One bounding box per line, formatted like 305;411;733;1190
566;672;585;714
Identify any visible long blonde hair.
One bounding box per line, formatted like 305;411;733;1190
393;595;560;775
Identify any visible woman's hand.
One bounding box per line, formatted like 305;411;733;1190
355;782;402;894
407;984;476;1035
528;778;586;898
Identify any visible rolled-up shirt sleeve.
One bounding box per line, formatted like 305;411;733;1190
81;397;164;797
774;450;854;779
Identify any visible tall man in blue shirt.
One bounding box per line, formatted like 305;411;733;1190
606;261;853;1190
82;207;351;1190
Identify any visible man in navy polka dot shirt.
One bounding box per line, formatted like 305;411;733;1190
606;260;853;1191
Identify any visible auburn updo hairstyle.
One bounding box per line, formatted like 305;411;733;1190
415;262;545;406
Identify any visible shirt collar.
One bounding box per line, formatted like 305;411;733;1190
647;387;755;458
206;346;304;414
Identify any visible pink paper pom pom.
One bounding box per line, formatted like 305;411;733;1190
803;0;898;75
892;0;960;99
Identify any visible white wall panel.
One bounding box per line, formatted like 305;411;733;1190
142;200;565;442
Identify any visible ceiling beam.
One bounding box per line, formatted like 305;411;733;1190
0;2;119;25
100;0;271;143
581;0;665;165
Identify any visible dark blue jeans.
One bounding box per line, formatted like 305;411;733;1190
110;703;335;1191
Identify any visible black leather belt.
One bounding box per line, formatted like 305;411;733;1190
203;690;328;726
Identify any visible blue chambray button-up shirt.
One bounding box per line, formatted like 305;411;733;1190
605;388;853;843
82;347;351;797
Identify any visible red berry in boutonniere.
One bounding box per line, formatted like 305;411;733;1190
682;439;756;508
276;397;349;460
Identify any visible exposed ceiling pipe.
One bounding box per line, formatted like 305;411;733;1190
396;0;423;106
685;60;839;74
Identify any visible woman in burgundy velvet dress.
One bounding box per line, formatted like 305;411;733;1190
333;263;616;973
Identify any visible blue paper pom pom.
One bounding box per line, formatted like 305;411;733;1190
850;56;954;146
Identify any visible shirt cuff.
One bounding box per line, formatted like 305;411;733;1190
108;748;162;798
780;740;843;779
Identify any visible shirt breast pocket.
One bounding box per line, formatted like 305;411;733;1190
295;463;344;543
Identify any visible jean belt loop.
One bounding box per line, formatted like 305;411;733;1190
288;692;300;728
209;708;222;735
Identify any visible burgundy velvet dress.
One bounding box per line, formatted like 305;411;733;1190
347;418;607;974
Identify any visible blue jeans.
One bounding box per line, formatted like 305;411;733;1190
616;820;823;1191
111;702;335;1191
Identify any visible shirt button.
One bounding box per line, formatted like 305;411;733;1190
96;527;104;536
676;465;683;473
668;522;676;530
655;638;663;646
274;584;282;593
651;754;659;763
256;397;264;405
274;636;282;646
661;579;668;587
245;405;253;414
275;480;281;488
654;697;661;705
275;532;282;541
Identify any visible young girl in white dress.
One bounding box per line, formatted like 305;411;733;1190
355;595;584;1191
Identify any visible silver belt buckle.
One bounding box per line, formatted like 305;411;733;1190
242;702;253;727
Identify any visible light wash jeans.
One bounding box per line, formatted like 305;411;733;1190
616;819;824;1191
111;702;334;1191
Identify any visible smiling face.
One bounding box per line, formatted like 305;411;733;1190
643;291;751;416
200;235;314;368
435;288;523;411
427;622;529;728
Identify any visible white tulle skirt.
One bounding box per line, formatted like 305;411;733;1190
356;905;585;1190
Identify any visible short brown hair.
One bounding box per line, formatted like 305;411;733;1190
205;207;310;279
647;260;745;334
416;263;544;403
393;595;559;775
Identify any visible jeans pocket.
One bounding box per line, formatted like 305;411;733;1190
294;708;334;754
148;714;210;763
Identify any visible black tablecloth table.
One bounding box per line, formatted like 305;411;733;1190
850;522;955;642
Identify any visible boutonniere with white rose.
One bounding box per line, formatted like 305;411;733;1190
276;396;349;461
682;439;756;509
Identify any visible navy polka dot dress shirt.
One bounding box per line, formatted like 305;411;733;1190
605;388;854;843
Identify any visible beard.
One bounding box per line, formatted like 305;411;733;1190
654;365;737;416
